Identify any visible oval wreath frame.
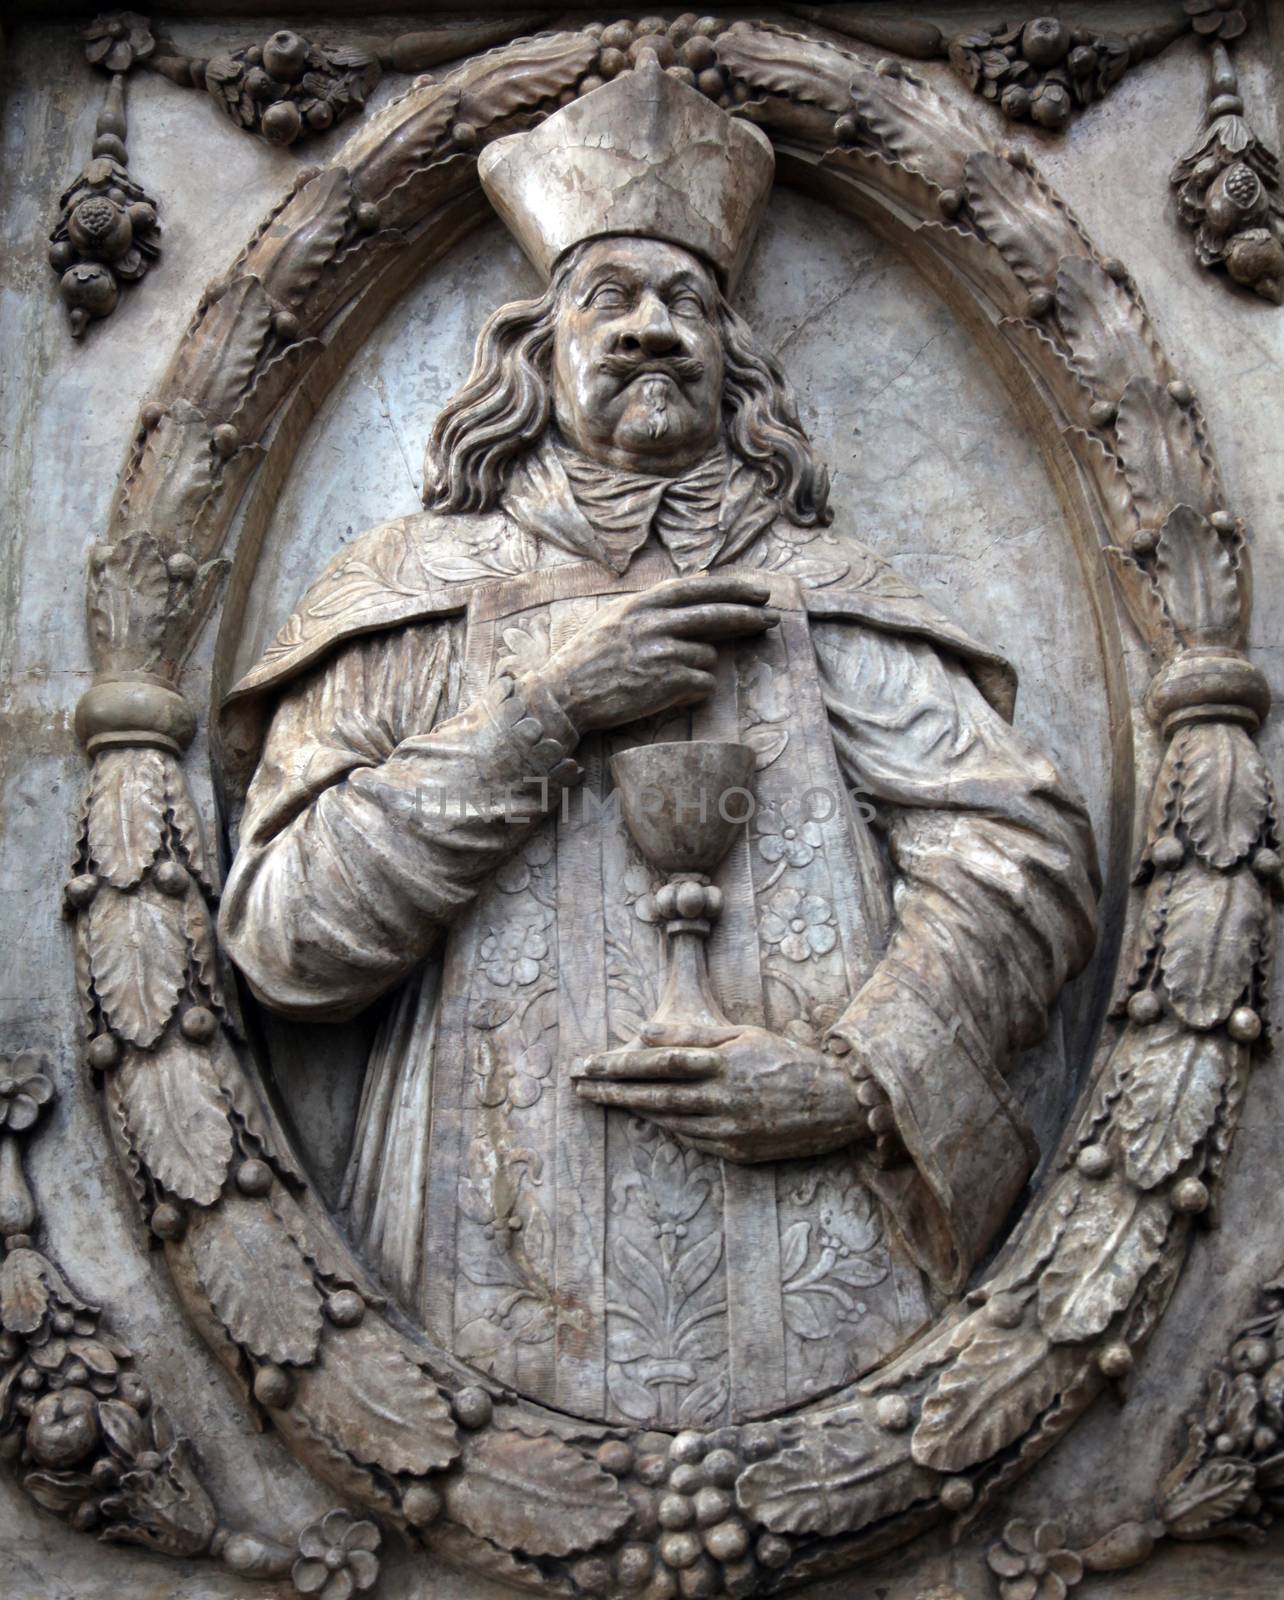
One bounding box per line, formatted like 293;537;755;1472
61;18;1277;1597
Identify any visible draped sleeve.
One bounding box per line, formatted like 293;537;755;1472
811;619;1100;1291
219;616;581;1023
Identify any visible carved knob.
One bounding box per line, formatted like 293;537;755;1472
1145;649;1270;734
75;679;196;754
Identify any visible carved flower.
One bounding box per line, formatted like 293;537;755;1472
1185;0;1248;42
762;887;836;964
622;861;660;924
495;831;554;897
0;1058;53;1134
479;921;548;987
83;12;154;72
293;1510;381;1600
756;801;824;869
987;1520;1084;1600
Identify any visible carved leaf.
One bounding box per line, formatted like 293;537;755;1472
251;166;353;309
1159;865;1267;1029
87;531;170;669
1056;257;1169;400
1115;1019;1235;1188
444;1429;631;1557
168;275;273;422
99;1398;151;1462
1115;378;1216;526
1180;723;1270;869
116;1036;234;1206
459;33;601;124
671;1233;722;1305
678;1371;729;1427
430;1525;554;1596
911;1320;1082;1474
964;152;1088;289
1037;1180;1171;1343
186;1191;321;1365
179;878;218;986
1154;505;1242;645
348;88;462;230
737;1421;933;1537
289;1317;457;1474
845;66;981;186
87;749;166;888
1161;1458;1256;1536
161;756;214;893
86;885;187;1047
1103;547;1175;655
691;29;852;113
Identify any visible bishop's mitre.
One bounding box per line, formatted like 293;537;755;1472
478;59;776;291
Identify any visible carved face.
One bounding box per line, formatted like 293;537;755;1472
550;236;725;474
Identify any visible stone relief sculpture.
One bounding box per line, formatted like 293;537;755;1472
218;60;1098;1429
8;12;1277;1599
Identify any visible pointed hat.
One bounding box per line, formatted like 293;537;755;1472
478;62;775;291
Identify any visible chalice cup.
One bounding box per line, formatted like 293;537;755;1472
609;740;755;1037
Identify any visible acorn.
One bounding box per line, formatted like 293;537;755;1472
64;873;99;910
253;1363;294;1408
235;1158;273;1196
151;1202;186;1240
180;1006;218;1043
402;1482;443;1527
261;100;303;146
324;1289;365;1327
263;30;308;84
86;1032;121;1071
153;860;189;897
453;1385;492;1430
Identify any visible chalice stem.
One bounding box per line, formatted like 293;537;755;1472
652;884;733;1033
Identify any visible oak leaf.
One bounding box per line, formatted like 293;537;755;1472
443;1428;631;1557
116;1036;234;1206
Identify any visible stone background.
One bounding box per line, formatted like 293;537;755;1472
0;6;1282;1597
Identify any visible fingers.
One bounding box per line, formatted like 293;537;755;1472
644;574;773;610
661;602;780;641
576;1047;721;1082
574;1082;722;1115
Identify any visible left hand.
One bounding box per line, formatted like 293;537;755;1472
572;1023;872;1163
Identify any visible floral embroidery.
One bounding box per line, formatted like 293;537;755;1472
762;887;837;963
479;919;549;987
756;801;824;870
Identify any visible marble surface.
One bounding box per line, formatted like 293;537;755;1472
0;8;1282;1598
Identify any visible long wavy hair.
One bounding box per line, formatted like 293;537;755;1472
423;244;831;528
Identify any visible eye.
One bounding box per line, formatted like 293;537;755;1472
586;283;628;310
670;290;708;319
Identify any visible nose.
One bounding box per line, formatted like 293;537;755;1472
618;290;680;357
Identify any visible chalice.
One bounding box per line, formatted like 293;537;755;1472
609;740;755;1038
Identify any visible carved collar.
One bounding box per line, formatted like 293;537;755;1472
501;436;778;575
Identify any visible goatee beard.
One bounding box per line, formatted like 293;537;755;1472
640;375;671;440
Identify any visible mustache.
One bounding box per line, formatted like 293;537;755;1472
597;350;707;384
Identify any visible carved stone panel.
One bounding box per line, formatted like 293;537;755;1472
1;8;1283;1600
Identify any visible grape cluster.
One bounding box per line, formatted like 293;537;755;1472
569;1425;790;1598
571;16;751;112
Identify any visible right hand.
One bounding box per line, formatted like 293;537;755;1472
536;574;778;735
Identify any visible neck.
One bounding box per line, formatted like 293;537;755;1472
559;433;721;478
